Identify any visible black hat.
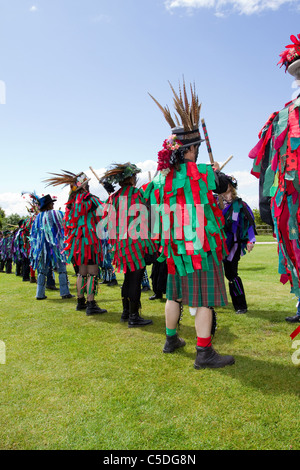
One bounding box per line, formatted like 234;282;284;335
39;194;56;211
225;175;238;189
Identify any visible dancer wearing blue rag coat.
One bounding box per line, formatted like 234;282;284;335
29;194;74;300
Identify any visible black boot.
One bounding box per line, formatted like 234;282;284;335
128;300;153;328
149;292;163;300
194;346;235;369
76;296;87;311
121;297;130;322
86;300;107;316
163;333;186;353
229;277;247;313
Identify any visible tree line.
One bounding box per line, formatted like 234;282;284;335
0;207;22;232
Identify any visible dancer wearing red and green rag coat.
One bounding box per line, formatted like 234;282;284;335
249;34;300;300
44;170;107;316
147;79;235;369
100;163;156;327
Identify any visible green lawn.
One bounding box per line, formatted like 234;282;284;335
0;240;299;450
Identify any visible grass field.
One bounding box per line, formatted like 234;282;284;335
0;235;299;450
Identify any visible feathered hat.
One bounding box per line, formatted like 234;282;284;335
278;34;300;78
21;191;41;215
149;79;204;172
99;162;141;192
43;170;90;194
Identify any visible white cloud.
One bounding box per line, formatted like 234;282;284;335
165;0;298;15
0;192;30;217
29;6;38;12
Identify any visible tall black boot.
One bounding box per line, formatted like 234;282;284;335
194;346;235;369
128;300;153;328
229;276;247;313
121;297;130;322
22;258;30;281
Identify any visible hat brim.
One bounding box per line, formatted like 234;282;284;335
288;58;300;79
180;138;205;148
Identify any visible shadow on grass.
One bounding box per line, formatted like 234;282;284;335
169;347;300;397
240;266;266;271
226;355;300;397
245;308;292;323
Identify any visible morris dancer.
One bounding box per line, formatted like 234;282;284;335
30;194;74;301
217;173;256;314
44;171;107;315
249;34;300;306
100;163;156;327
146;80;235;369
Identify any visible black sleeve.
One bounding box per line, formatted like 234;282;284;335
86;193;99;212
213;170;229;194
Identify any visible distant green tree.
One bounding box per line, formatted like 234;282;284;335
252;208;264;226
0;207;5;230
3;213;22;231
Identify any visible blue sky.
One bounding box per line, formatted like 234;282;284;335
0;0;300;214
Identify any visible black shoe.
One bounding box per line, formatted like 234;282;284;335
163;334;186;353
149;293;163;300
236;309;247;314
36;296;47;300
141;286;151;292
128;313;153;327
86;300;107;316
285;315;300;323
76;297;87;311
128;300;152;327
107;279;118;286
194;346;235;369
61;294;75;299
47;285;59;291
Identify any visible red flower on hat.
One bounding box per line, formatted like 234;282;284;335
157;135;183;172
278;34;300;71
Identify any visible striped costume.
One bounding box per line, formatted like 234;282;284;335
145;162;228;307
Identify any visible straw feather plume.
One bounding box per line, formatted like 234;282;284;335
149;78;201;132
43;170;79;188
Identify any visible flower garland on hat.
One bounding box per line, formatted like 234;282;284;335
278;34;300;71
157;134;183;175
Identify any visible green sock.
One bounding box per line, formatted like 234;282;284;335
166;328;177;336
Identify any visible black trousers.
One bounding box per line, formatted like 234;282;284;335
222;250;247;311
121;267;145;303
22;258;31;281
151;259;168;295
